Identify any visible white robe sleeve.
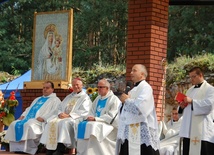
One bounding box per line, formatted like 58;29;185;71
193;86;214;115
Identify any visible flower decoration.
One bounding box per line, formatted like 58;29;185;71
86;87;93;94
86;87;98;102
0;130;9;149
67;84;73;93
0;90;18;126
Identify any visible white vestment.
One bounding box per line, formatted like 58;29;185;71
76;90;121;155
116;80;160;155
159;117;183;155
5;93;61;154
179;80;214;154
40;91;92;150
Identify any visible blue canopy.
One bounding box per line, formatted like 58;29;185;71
0;70;31;90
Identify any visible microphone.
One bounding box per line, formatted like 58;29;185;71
111;83;132;125
124;86;131;95
124;81;133;94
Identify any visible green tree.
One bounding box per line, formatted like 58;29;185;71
168;6;214;62
0;0;128;74
72;0;127;68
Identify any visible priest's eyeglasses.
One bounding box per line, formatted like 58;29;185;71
97;86;107;88
189;75;198;79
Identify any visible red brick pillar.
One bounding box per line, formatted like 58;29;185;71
126;0;169;121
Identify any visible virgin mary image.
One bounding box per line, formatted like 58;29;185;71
34;24;63;80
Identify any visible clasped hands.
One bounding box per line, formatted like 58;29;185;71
18;115;45;122
86;116;95;121
58;112;70;119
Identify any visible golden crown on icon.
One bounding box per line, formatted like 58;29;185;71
44;24;58;39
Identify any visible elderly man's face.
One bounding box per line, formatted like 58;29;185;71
97;81;109;96
72;79;83;93
130;65;144;83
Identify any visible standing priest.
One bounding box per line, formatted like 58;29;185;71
179;67;214;155
116;64;160;155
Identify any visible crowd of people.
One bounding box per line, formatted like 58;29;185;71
2;65;214;155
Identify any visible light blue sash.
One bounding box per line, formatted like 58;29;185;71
77;98;107;139
95;98;107;117
15;97;49;141
77;121;88;139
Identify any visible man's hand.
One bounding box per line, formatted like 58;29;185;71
58;112;70;119
184;96;193;104
179;102;187;109
180;96;193;109
36;117;44;122
87;116;95;121
120;93;129;104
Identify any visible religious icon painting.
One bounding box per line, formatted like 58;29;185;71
31;10;73;82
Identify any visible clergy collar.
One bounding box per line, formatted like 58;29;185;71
73;91;81;94
194;82;203;88
100;91;111;99
134;80;143;87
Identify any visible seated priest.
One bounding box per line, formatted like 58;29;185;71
159;106;183;155
40;78;92;155
76;78;121;155
4;81;61;154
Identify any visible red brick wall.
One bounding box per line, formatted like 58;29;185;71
126;0;169;121
20;89;71;111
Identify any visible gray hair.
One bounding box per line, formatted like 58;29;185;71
99;78;110;89
138;64;148;78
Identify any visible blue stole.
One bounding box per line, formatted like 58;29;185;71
77;98;108;139
15;97;49;141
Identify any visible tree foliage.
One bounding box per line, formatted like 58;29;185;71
166;53;214;86
1;1;214;75
168;5;214;62
0;0;128;74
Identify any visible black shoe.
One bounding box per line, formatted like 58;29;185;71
46;149;55;155
53;150;64;155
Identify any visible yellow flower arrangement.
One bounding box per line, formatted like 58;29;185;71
86;87;94;94
86;87;98;102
